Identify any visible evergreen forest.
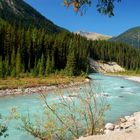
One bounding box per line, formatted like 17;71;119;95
0;18;140;78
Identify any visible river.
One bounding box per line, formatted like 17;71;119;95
0;73;140;140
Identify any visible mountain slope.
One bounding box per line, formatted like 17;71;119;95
0;0;66;33
75;31;112;40
110;26;140;48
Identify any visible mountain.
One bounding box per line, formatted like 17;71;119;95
75;31;112;40
0;0;66;33
110;26;140;48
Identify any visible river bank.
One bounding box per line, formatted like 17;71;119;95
79;74;140;140
79;112;140;140
0;75;87;90
105;73;140;83
124;76;140;83
0;73;140;140
0;78;90;97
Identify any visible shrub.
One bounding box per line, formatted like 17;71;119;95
16;82;109;139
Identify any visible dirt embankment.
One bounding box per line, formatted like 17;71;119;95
89;58;125;73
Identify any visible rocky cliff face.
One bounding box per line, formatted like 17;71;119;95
89;58;125;73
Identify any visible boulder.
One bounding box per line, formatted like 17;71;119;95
120;118;127;123
120;121;134;129
105;123;115;130
85;78;90;82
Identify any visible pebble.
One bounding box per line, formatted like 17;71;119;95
120;117;127;123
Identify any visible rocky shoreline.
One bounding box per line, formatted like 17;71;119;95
79;75;140;140
80;112;140;140
104;112;140;134
0;78;90;97
101;75;140;137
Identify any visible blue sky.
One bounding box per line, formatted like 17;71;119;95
25;0;140;36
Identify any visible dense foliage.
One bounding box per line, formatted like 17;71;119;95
0;18;140;78
90;40;140;70
0;18;89;78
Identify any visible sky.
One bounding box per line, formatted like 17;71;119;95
25;0;140;36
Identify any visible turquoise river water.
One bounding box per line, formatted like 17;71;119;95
0;73;140;140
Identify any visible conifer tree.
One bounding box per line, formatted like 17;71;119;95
65;51;77;76
36;59;41;76
4;57;10;77
11;48;16;77
0;57;6;78
28;57;31;72
0;57;3;78
45;55;51;76
16;48;22;77
32;58;38;77
65;42;77;76
39;54;45;76
51;55;55;73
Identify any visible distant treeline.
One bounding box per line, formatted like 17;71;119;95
90;40;140;70
0;18;140;78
